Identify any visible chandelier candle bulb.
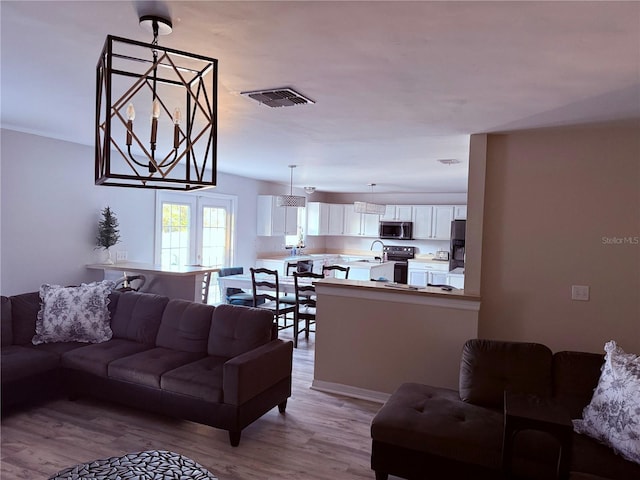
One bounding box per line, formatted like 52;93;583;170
150;99;160;144
126;103;135;146
173;108;181;148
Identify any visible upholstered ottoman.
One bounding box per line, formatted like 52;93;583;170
49;450;217;480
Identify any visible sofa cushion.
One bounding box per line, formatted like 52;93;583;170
8;291;40;345
160;355;226;402
1;345;60;382
33;281;115;345
108;347;206;388
207;304;273;358
571;430;640;479
552;350;604;419
459;339;553;408
61;339;151;377
155;300;214;352
573;341;640;465
1;296;12;347
109;292;168;344
371;382;504;470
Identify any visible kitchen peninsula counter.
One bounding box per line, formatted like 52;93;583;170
313;278;480;402
87;262;218;302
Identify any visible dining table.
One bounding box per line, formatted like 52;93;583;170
217;273;315;303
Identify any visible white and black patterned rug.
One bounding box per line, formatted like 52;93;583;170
49;450;218;479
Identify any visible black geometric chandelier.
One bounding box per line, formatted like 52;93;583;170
95;15;218;190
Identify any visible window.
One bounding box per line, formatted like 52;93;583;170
155;192;237;303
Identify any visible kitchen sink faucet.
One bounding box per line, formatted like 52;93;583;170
370;240;385;262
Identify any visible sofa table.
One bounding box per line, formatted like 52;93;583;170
502;391;573;480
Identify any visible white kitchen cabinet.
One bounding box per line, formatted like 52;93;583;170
408;269;428;287
407;260;450;287
430;271;448;285
412;205;434;239
412;205;455;240
362;212;380;236
447;274;465;289
381;205;413;221
454;205;467;220
307;202;330;236
432;206;455;240
344;204;380;237
328;204;345;235
257;195;299;236
343;204;361;236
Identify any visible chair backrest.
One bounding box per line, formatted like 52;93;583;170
293;271;324;312
286;260;313;276
201;271;212;304
219;267;244;277
217;266;247;298
115;274;146;292
250;267;281;305
322;264;350;279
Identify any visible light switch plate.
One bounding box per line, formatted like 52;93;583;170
116;250;128;262
571;285;590;301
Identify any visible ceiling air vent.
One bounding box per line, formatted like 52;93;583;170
240;87;315;108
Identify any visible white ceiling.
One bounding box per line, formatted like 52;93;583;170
1;1;639;194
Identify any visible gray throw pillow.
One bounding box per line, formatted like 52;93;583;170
33;281;115;345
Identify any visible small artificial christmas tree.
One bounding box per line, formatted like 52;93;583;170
96;206;121;264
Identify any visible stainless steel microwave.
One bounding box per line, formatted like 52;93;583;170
379;221;413;240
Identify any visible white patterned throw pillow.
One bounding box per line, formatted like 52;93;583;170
573;340;640;464
33;281;115;345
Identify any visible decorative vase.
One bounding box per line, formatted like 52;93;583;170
104;248;114;265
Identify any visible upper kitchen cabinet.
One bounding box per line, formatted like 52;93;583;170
381;205;413;222
412;205;455;240
454;205;467;220
257;195;299;236
307;202;330;236
344;204;379;237
328;204;345;235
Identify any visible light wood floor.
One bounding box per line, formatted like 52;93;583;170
1;330;400;480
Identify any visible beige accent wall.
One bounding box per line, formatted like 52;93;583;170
478;122;640;354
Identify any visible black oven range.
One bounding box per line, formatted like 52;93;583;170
383;245;415;284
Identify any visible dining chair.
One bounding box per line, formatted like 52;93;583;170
322;264;350;279
250;267;296;332
292;271;324;348
218;267;256;306
286;259;314;276
114;274;146;292
201;271;212;304
282;260;313;304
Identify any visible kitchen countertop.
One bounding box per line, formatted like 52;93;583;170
410;256;452;265
318;277;478;301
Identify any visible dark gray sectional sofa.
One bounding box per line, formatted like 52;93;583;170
1;289;293;446
371;339;640;480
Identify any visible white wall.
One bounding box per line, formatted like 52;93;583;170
0;129;267;296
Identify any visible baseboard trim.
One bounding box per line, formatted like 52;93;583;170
311;379;390;404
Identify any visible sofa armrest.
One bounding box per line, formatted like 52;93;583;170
222;339;293;405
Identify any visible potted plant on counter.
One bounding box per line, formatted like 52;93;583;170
96;206;121;264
